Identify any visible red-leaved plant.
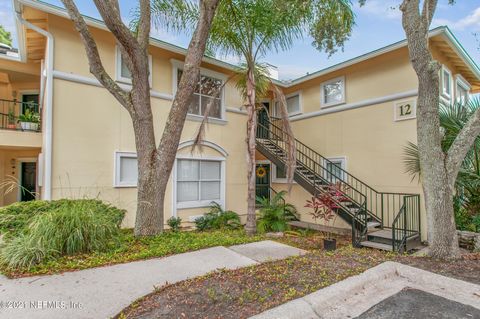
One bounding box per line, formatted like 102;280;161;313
305;183;350;239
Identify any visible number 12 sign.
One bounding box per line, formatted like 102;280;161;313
394;100;416;121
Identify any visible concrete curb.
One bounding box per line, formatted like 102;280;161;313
251;261;480;319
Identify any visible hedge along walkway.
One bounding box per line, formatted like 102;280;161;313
0;240;305;319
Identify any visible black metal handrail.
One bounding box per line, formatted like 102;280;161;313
256;118;417;228
256;119;371;224
0;99;41;132
392;194;421;252
352;201;368;247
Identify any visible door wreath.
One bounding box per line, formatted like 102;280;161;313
256;166;267;178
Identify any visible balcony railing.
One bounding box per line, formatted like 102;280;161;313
0;99;41;132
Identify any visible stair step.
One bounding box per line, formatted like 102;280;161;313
360;241;392;251
367;221;381;228
368;229;392;239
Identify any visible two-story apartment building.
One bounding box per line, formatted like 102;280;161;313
1;0;479;250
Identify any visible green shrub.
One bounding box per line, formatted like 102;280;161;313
0;199;124;238
194;202;241;231
0;200;125;269
256;191;298;232
167;216;182;232
472;214;480;233
454;208;480;232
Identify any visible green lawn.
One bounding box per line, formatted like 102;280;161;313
0;229;264;278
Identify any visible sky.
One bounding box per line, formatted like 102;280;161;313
1;0;479;81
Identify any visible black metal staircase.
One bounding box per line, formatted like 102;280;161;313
256;118;421;252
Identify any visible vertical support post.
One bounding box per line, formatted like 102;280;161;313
381;193;384;229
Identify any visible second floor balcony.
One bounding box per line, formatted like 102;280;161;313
0;99;41;133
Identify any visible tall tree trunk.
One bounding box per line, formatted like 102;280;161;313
401;0;459;258
131;85;163;236
416;69;460;258
245;66;257;235
61;0;220;237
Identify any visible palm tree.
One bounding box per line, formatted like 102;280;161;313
151;0;354;235
404;98;480;216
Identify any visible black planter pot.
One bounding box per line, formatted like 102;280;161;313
323;238;337;251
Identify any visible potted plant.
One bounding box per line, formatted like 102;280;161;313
6;108;16;129
18;109;40;131
305;185;342;251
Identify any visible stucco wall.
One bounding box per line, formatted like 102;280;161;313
47;14;248;227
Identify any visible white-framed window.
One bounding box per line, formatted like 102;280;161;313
115;46;153;84
271;163;297;184
274;92;302;117
175;157;226;209
171;59;226;120
272;164;286;183
323;157;346;183
441;66;452;99
321;76;345;108
114;152;138;187
456;76;470;105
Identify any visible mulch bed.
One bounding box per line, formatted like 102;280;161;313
115;235;480;319
400;252;480;285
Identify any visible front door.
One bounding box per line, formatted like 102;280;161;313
20;162;36;202
255;163;270;202
256;101;270;138
21;94;39;114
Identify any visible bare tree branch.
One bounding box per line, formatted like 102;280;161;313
156;0;220;169
422;0;438;27
92;0;138;53
60;0;132;111
137;0;151;49
446;105;480;189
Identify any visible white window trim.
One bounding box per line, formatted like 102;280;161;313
455;75;470;103
115;46;153;85
171;59;227;121
271;163;297;184
173;155;226;211
113;151;138;188
320;76;346;108
323;156;347;182
275;91;303;117
441;65;452;100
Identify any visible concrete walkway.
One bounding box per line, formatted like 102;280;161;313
250;261;480;319
0;240;305;319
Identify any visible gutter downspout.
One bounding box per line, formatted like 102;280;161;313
15;10;54;200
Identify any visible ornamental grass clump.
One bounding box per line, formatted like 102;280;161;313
0;200;125;269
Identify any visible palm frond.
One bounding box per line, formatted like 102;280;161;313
134;0;199;35
403;141;421;182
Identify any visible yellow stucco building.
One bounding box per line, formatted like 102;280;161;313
1;0;479;250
